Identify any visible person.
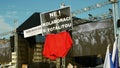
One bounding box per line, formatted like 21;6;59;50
73;65;77;68
50;62;56;68
67;63;73;68
96;54;103;65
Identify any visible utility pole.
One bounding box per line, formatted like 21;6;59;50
110;0;120;67
109;0;119;37
14;19;18;68
60;3;66;68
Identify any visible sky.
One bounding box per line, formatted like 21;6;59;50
0;0;119;34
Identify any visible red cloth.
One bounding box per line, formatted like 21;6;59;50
43;31;73;60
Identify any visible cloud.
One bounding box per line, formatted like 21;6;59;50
0;16;12;33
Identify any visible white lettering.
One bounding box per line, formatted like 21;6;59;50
49;12;57;18
43;17;71;26
46;23;72;32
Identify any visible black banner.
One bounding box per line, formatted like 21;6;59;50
40;6;72;35
71;19;114;56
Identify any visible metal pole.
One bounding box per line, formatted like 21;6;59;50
14;19;18;68
114;1;119;34
113;1;120;67
60;3;66;68
111;0;120;67
111;0;119;37
112;2;117;38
